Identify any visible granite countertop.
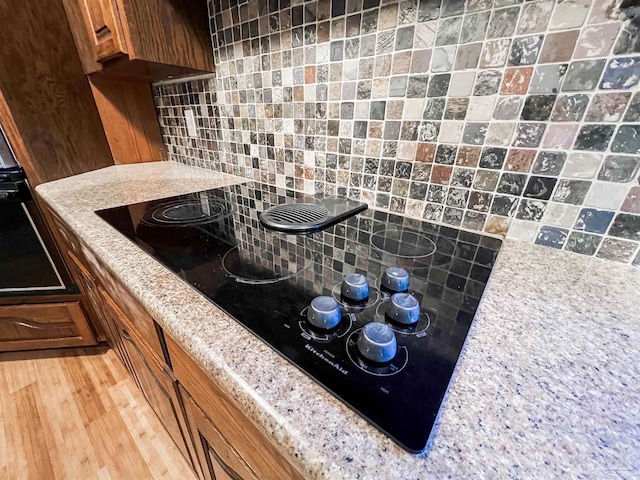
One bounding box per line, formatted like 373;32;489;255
37;162;640;479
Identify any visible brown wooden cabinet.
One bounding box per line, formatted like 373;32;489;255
78;0;128;62
63;0;214;77
167;336;305;480
181;387;259;480
43;205;304;480
101;289;193;463
0;302;96;352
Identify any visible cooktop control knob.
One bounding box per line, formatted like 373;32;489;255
307;296;342;329
341;273;370;301
387;293;421;325
357;323;397;363
381;266;410;293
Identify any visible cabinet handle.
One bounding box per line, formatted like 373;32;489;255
1;317;48;329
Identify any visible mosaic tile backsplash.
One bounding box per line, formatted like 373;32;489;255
153;0;640;266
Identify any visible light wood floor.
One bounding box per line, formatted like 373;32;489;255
0;346;196;480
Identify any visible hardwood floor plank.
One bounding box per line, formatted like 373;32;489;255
14;383;56;480
0;347;195;479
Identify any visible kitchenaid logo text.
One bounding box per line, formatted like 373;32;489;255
305;344;348;375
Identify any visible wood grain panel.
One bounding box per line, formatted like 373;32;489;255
0;0;113;187
89;74;165;164
116;0;214;72
167;336;305;480
61;0;104;74
0;302;97;352
0;347;195;479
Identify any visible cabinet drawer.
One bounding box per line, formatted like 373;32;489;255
0;302;96;352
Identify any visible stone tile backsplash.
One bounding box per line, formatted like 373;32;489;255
153;0;640;266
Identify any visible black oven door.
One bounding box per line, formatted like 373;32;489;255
0;167;70;295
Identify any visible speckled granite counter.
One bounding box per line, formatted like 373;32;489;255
37;162;640;479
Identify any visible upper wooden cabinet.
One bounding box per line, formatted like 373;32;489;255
78;0;128;62
63;0;215;78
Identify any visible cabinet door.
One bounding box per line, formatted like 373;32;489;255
180;387;259;480
78;0;127;61
112;311;192;463
0;302;96;352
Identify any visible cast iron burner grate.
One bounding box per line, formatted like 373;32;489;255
260;203;330;232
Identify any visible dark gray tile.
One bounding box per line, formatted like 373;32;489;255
407;75;429;97
608;213;640;241
450;167;475;188
384;121;401;140
441;0;465;17
487;6;520;39
395;26;415;50
550;94;589;122
598;155;640;183
435;144;458;164
573;125;616;152
362;9;379;34
565;232;602;256
436;17;462;46
409;181;429;200
600;56;640;90
490;195;518;216
417;0;442;22
614;19;640;55
446;188;470;208
443;206;464;225
521;95;556;121
427;184;447;203
423;98;446;119
427;74;450;97
562;60;606;92
624;92;640;122
611;125;640;154
524;176;557;200
370;101;386;120
513;123;546;148
463;123;488;145
473;70;502;95
535;226;568;249
508;35;543;66
532;151;566;176
479;147;507;169
517;199;547;221
496;172;526;195
552;179;591;205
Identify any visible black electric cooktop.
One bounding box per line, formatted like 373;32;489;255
97;182;501;453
